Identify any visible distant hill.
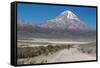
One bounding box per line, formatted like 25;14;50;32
17;10;96;40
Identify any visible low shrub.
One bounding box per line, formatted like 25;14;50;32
17;44;72;59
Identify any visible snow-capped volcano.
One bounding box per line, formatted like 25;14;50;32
60;10;79;20
18;10;96;39
40;10;88;31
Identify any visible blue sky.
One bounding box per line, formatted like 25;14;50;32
17;3;96;29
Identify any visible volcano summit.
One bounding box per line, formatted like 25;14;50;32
18;10;96;39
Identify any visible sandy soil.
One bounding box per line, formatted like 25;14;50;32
47;48;96;63
17;46;96;64
18;39;90;47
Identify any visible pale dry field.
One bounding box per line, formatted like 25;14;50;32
17;38;96;65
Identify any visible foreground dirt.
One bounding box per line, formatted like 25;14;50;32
17;47;96;65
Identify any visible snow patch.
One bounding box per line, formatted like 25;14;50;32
61;10;79;20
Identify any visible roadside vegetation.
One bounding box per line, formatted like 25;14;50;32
78;42;96;56
17;44;73;59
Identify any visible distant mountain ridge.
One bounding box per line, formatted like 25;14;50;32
40;10;88;31
17;10;96;39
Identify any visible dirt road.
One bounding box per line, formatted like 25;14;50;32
17;46;96;64
47;47;96;63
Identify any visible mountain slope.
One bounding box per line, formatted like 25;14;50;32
40;10;88;31
17;10;96;39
